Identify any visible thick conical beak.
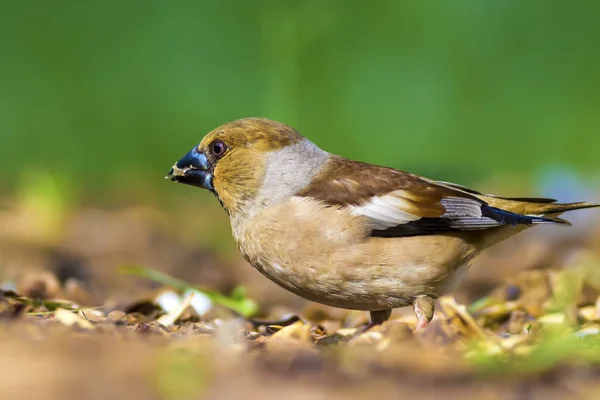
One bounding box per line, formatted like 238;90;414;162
166;147;213;190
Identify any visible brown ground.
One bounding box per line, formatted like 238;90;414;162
1;191;600;400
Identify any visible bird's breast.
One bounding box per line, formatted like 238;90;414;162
229;197;480;311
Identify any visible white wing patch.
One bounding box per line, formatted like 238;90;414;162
350;192;422;230
350;192;492;232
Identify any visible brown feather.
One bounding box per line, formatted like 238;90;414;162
199;118;303;153
295;156;600;242
296;156;479;218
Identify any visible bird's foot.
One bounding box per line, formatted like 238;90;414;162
413;296;434;331
353;309;392;335
416;316;430;330
358;321;381;334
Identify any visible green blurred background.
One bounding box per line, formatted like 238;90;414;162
1;0;599;197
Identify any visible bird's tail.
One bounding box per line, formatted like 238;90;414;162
529;202;600;225
474;195;599;248
438;181;600;222
481;196;599;223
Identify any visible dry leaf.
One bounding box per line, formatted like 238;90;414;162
54;308;95;330
157;292;195;327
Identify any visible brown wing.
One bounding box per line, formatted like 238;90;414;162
296;157;558;237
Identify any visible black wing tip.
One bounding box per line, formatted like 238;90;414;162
481;205;564;227
496;196;558;203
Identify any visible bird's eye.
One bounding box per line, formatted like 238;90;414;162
210;140;227;158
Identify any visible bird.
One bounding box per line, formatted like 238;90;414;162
166;117;599;330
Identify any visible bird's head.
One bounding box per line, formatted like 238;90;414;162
167;118;329;216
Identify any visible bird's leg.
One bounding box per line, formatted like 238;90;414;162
359;309;392;332
413;296;435;330
347;310;392;343
371;309;392;324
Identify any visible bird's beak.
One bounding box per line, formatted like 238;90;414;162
166;147;213;190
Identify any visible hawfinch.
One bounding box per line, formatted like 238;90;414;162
167;118;598;329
